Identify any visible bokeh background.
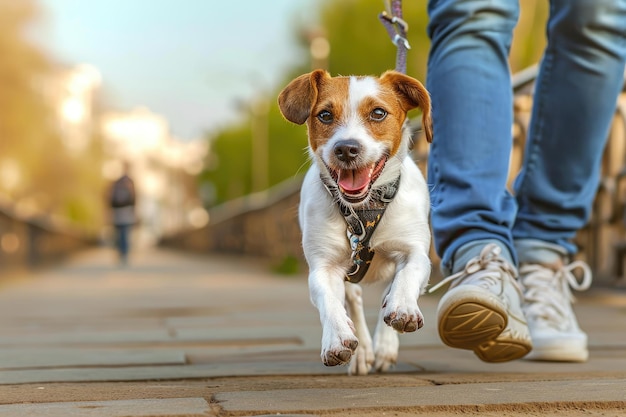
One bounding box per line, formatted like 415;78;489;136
0;0;548;254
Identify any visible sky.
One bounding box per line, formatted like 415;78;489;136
35;0;317;141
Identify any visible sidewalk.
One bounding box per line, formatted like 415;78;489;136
0;246;625;416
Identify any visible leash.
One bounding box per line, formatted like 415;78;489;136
379;0;410;74
321;175;401;283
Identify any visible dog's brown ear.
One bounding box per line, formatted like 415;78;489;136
381;71;433;143
278;69;328;125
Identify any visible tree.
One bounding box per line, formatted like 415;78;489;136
0;0;51;197
0;0;106;234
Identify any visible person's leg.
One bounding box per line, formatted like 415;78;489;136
513;0;626;361
427;0;519;273
513;0;626;249
116;225;130;264
427;0;531;362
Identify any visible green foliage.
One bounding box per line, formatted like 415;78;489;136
203;99;310;206
510;1;548;72
320;0;430;80
267;101;311;184
272;253;301;275
204;124;252;204
0;1;51;169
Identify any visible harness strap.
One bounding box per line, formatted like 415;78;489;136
321;175;401;283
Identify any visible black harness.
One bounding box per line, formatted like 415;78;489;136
321;175;401;283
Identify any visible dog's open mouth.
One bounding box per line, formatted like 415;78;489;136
328;157;387;202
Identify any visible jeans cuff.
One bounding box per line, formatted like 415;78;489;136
514;238;568;265
448;239;515;276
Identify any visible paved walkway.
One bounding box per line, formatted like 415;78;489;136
0;247;625;416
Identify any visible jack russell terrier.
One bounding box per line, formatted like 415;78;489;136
278;70;433;375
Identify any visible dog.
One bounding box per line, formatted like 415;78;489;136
278;70;433;375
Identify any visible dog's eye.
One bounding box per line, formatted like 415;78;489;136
370;108;387;121
317;110;333;124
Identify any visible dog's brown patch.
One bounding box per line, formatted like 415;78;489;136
308;76;350;152
278;70;432;157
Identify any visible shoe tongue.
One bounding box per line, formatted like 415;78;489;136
338;167;371;193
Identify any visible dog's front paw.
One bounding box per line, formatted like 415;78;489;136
384;311;423;333
382;296;424;333
322;337;358;367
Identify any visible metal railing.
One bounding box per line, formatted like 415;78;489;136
0;202;96;272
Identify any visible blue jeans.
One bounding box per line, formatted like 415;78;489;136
426;0;626;273
115;224;131;262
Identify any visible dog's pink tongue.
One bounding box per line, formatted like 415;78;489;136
338;168;371;194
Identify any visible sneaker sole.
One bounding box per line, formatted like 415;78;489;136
525;348;588;362
474;328;533;363
438;287;531;362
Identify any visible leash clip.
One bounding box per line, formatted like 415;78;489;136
392;34;411;50
381;11;409;32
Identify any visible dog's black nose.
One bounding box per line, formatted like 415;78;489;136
334;139;361;162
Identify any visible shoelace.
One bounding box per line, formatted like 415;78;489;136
519;260;592;325
428;243;521;295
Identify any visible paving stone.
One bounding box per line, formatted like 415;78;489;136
0;398;211;417
0;361;420;385
0;330;172;347
0;348;185;370
165;311;317;327
398;345;626;375
173;325;319;348
242;415;319;417
2;247;626;415
215;378;626;413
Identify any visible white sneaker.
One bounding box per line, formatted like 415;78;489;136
430;244;532;362
519;259;592;362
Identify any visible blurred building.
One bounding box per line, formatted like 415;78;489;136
101;107;209;246
1;64;101;213
44;63;209;245
1;58;209;260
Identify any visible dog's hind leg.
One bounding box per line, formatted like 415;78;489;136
345;283;374;375
373;282;400;372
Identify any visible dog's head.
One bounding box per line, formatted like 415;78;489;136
278;70;432;205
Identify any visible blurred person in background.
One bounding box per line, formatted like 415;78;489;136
426;0;626;363
109;163;137;265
